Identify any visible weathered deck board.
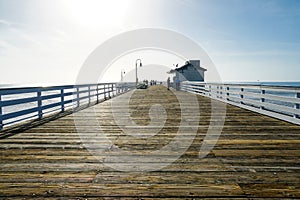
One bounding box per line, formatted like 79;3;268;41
0;85;299;198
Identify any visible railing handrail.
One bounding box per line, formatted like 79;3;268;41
0;83;125;95
181;81;300;125
0;82;134;130
187;82;300;91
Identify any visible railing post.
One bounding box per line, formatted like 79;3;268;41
112;84;114;96
109;84;111;99
216;85;222;99
0;94;3;130
219;86;223;99
88;86;91;104
109;84;112;97
240;88;244;104
260;89;265;110
200;83;204;95
111;84;114;97
111;83;115;97
37;89;42;119
61;89;64;112
77;87;80;107
294;92;300;119
104;84;106;100
226;86;230;101
96;84;99;103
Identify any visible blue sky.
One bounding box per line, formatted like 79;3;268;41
0;0;299;84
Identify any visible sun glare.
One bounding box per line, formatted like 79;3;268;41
64;0;130;29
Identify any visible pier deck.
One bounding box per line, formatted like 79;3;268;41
0;85;299;199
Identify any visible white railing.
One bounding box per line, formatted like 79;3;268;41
181;81;300;125
0;82;133;130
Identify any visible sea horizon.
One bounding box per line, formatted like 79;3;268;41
1;81;300;89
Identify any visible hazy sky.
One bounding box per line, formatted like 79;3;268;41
0;0;300;85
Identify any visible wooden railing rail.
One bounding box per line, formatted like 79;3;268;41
181;81;300;125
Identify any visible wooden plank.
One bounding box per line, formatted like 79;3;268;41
0;183;244;198
0;171;298;185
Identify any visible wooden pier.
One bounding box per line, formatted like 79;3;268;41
0;85;299;198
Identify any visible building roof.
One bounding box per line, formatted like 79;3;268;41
177;62;207;72
167;61;207;74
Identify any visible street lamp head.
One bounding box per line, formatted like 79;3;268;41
136;59;142;66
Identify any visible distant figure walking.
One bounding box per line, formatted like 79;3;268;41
167;77;171;90
175;77;180;91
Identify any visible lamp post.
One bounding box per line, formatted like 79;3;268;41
121;69;125;82
135;59;142;87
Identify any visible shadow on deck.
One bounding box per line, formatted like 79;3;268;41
0;85;299;198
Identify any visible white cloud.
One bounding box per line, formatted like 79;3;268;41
0;19;11;26
211;50;300;57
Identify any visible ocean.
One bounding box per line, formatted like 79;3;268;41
224;82;300;87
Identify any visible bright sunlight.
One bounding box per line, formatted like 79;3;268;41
63;0;130;29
